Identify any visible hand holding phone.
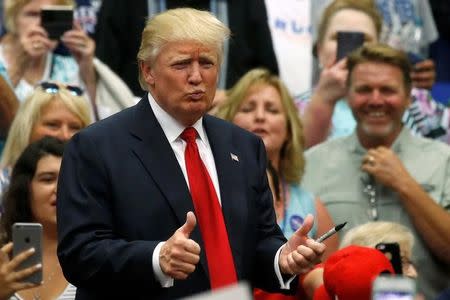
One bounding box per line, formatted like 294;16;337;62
40;5;74;40
12;223;43;284
336;31;365;61
376;242;403;275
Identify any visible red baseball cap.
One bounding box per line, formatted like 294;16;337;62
313;245;395;300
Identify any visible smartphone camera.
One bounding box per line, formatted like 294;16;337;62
40;5;74;41
336;31;365;61
12;222;43;284
376;242;403;275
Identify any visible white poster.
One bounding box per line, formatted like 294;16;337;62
265;0;312;97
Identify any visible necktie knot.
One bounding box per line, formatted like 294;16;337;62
181;127;198;144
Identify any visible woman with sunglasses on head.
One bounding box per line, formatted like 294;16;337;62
0;136;76;300
0;81;91;207
0;0;135;121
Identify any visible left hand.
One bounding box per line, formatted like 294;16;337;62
60;23;95;69
361;147;412;189
411;59;435;90
279;214;325;275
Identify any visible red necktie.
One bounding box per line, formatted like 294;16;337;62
181;127;237;289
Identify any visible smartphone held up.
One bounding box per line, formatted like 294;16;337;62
40;5;74;40
336;31;365;61
12;222;43;285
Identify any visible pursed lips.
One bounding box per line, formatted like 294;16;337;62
187;90;206;100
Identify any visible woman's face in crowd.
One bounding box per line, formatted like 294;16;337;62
30;154;61;226
16;0;55;36
30;99;84;143
317;8;377;68
232;84;288;161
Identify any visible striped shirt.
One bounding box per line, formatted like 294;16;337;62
10;284;76;300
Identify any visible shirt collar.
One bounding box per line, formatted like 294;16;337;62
147;92;207;143
349;126;410;155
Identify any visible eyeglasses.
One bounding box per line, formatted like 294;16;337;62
39;82;84;97
361;174;378;220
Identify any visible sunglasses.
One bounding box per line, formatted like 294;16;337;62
39;82;84;97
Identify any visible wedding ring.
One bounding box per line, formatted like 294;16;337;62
32;42;40;50
368;155;375;165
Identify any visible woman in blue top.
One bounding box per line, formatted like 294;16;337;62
216;68;339;253
217;68;338;299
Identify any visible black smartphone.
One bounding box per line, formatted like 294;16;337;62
12;223;43;284
375;242;403;275
336;31;365;61
41;5;73;40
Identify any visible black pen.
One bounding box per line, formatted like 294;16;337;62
315;222;347;243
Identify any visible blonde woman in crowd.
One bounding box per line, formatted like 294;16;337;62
340;221;417;278
0;82;91;203
0;0;135;121
217;68;338;300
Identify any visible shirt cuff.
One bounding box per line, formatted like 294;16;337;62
152;241;174;288
274;245;296;289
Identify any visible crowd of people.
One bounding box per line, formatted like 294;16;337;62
0;0;449;300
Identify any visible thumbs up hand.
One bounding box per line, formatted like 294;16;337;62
160;212;201;279
279;214;325;275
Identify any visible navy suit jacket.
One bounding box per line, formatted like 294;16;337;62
57;97;290;299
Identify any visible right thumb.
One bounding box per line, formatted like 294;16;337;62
179;211;196;237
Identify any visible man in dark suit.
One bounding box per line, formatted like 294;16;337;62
94;0;279;96
57;8;324;299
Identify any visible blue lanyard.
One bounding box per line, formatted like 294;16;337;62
280;180;288;233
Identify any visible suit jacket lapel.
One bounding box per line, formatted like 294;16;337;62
203;116;246;276
128;98;209;274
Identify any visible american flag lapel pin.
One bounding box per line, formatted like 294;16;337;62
230;153;239;162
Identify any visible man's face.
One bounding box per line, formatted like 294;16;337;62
348;62;410;144
141;40;219;126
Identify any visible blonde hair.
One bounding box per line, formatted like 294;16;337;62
216;68;305;183
315;0;382;54
4;0;73;34
137;7;230;91
340;221;414;251
0;84;91;168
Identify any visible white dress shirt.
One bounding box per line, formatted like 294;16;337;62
147;93;294;289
